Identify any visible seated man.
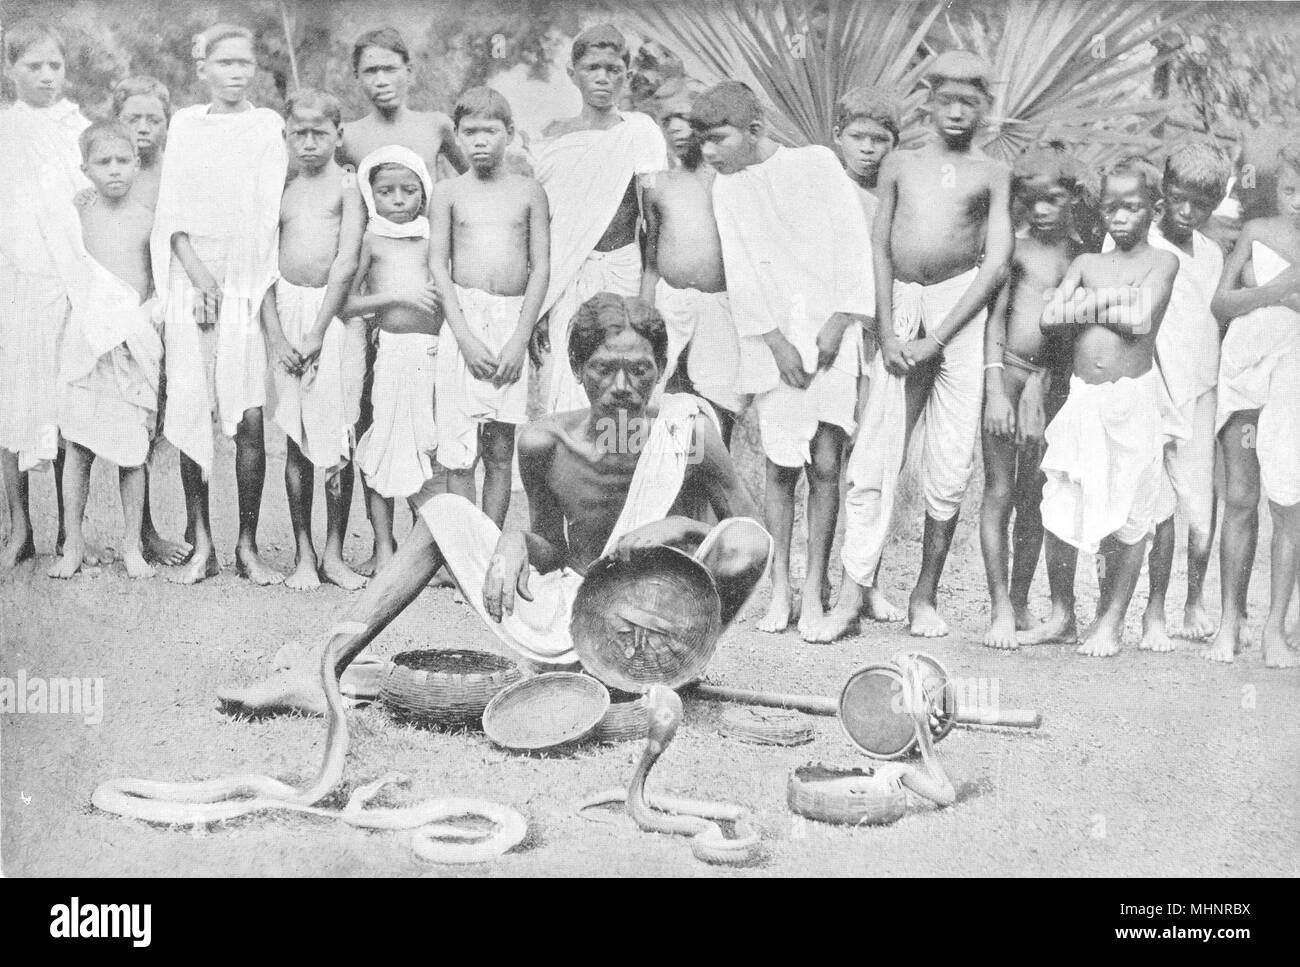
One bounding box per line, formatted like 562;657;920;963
219;292;772;714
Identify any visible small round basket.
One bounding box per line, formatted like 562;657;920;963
379;649;524;729
570;545;721;692
719;706;815;746
594;691;651;743
787;763;908;826
482;673;610;752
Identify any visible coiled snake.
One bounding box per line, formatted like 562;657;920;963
92;635;527;865
577;684;762;865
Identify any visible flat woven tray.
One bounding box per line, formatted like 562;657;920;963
787;763;908;826
594;692;651;743
719;706;815;746
482;673;610;752
379;649;524;728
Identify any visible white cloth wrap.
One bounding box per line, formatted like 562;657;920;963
435;285;527;471
1154;388;1217;535
654;280;743;413
840;267;985;585
1040;369;1165;553
356;146;434;239
1258;348;1300;507
354;330;438;498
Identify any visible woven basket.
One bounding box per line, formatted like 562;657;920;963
595;692;651;743
379;649;524;729
787;763;908;826
482;673;610;752
719;706;815;746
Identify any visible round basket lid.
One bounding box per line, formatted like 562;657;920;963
838;663;918;760
569;545;721;692
893;650;958;742
482;673;610;751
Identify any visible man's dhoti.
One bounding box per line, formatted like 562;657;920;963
654;280;743;414
1258;349;1300;508
1040;369;1165;553
545;242;641;414
754;362;857;468
437;285;527;471
1154;386;1217;536
841;267;985;585
354;330;438;499
269;279;365;476
0;266;66;471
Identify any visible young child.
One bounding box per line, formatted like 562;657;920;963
980;147;1082;650
151;23;288;585
0;20;91;570
428;88;549;528
1039;157;1179;658
826;51;1014;640
51;122;163;580
260;89;368;591
1128;145;1231;653
693;82;876;634
1210;141;1300;668
346;147;441;573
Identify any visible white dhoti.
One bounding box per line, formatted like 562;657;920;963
753;363;858;468
1154;387;1217;535
1258;349;1300;508
1040;369;1165;553
268;279;363;476
544;243;642;413
841;267;985;585
436;285;527;471
0;269;67;471
354;330;438;499
654;279;744;414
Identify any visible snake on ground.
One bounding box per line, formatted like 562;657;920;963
91;632;528;865
576;684;762;865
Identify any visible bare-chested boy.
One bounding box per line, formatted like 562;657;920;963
640;92;743;445
980;148;1081;650
823;51;1014;641
1209;141;1300;668
260;90;367;591
429;87;549;528
1039;157;1179;658
51;121;162;580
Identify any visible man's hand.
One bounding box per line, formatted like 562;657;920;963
815;315;852;370
529;318;550;368
482;531;533;622
188;271;222;329
73;187;98;209
494;334;528;386
399;282;441;315
983;385;1016;439
902;335;942;368
611;519;691;560
268;335;303;376
767;333;813;389
879;335;913;376
461;335;499;381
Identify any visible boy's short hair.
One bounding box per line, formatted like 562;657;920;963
111;76;171;118
569;292;669;374
834;86;901;142
4;19;66;65
1102;155;1164;205
194;23;254;61
284;87;342;127
925;49;993;100
1012;145;1080;195
1277;140;1300;179
351;27;410;72
571;24;629;66
1163;143;1230;202
79;120;137;161
690;82;761;133
453;86;513;130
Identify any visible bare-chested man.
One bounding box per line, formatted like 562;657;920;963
218;293;772;715
532;24;668;414
826;51;1014;640
640;92;743;444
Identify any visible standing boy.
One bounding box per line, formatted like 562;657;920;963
112;76;169;209
980;147;1081;649
261;89;367;591
429;87;550;528
1039;157;1179;658
693;82;875;634
828;51;1014;639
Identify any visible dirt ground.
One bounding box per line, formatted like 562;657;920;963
2;424;1298;878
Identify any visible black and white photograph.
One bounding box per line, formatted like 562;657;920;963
0;0;1296;897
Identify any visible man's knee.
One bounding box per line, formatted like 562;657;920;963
417;490;475;526
703;518;772;580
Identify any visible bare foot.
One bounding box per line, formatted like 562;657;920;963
801;600;859;643
429;565;455;589
908;597;950;638
1138;614;1175;653
1077;624;1122;657
983;604;1019;650
143;527;192;566
0;531;35;569
1235;624;1253;653
1017;609;1078;645
365;541;397;579
81;541;112;567
168;546;219;585
121;543;156;579
47;534;86;579
354;552;378;578
1179;601;1215;641
1012;603;1033;631
320;554;367;591
1262;625;1300;668
217;664;328;717
757;586;794;634
235;545;284;586
1201;622;1237;664
284;552;321;591
796;587;826;637
864;586;905;622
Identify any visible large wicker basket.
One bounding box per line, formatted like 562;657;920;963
787;763;908;826
594;692;651;743
379;649;525;729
